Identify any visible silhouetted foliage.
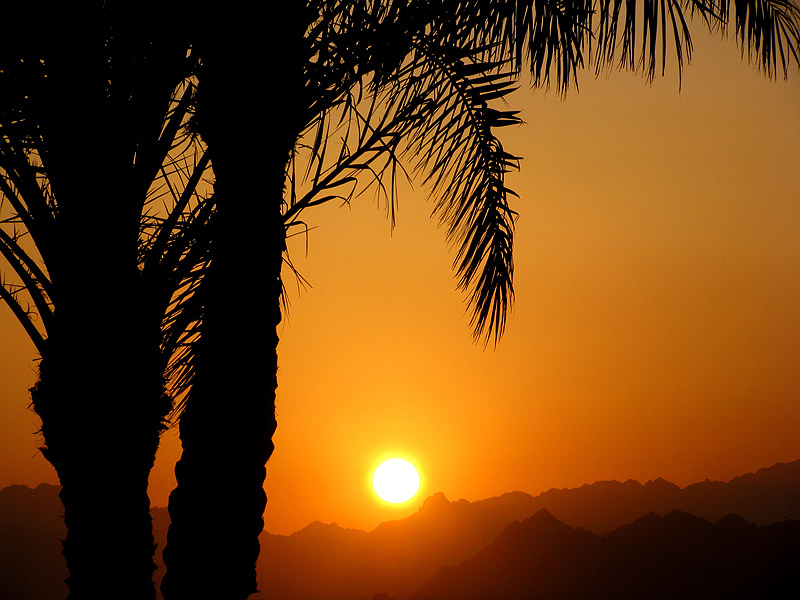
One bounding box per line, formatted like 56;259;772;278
0;2;208;598
163;2;799;600
1;1;798;599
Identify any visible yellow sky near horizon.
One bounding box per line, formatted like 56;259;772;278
1;29;798;535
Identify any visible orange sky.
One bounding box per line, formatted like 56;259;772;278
1;31;798;536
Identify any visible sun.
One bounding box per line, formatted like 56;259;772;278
372;458;420;503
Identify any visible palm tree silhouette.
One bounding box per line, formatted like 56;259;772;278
161;1;799;599
0;3;209;598
0;1;796;599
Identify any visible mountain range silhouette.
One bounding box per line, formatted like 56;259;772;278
411;509;798;600
1;459;798;599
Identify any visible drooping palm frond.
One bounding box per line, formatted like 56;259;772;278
286;29;522;344
0;279;46;351
592;0;695;80
0;134;55;350
158;199;215;411
591;0;800;81
288;4;528;344
0;225;51;351
286;82;410;227
418;0;593;93
0;128;57;274
726;0;800;76
426;0;800;89
387;42;521;344
136;93;218;413
281;0;799;350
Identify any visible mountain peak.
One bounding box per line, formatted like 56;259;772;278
421;492;450;511
715;513;753;532
531;507;555;520
291;520;354;539
520;508;572;536
644;477;680;491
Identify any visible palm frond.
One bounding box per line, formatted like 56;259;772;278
727;0;800;76
592;0;800;80
592;0;695;81
0;277;45;352
0;225;53;333
384;42;521;344
0;139;57;266
291;11;525;343
142;161;215;408
424;0;593;93
286;81;409;225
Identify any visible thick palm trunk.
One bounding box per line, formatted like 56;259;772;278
31;276;169;600
2;6;190;597
30;122;171;597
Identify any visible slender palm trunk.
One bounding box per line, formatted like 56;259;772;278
161;120;287;599
161;180;284;599
162;8;304;598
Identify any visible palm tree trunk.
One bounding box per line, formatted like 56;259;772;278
28;170;170;598
2;6;191;596
162;8;305;597
161;158;285;600
31;282;169;600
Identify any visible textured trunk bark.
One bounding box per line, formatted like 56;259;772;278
162;6;303;598
31;275;169;600
31;110;170;597
161;197;283;600
4;6;191;597
161;127;286;598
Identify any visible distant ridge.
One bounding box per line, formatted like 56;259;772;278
410;509;799;600
522;458;800;533
259;489;543;600
0;484;67;600
257;458;800;599
1;459;798;600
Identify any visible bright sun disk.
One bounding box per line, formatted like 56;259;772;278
373;458;420;503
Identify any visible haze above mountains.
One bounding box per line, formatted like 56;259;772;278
1;459;798;599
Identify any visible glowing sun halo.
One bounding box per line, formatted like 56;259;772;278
373;458;420;503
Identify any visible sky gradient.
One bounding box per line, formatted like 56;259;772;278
1;29;798;536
